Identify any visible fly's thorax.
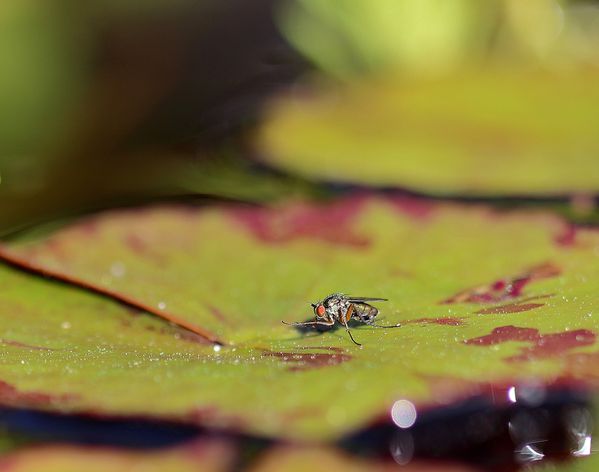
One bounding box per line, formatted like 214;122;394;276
322;293;349;318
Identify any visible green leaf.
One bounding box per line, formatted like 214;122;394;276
277;0;497;77
1;196;598;440
256;70;599;196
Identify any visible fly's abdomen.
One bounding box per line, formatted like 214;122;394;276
352;303;378;322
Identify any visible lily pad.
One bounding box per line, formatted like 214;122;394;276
256;70;599;196
0;196;599;440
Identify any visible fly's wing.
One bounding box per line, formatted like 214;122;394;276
350;302;379;322
346;297;388;302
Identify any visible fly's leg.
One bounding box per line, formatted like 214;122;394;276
282;319;334;328
363;319;402;328
341;304;361;346
341;317;361;346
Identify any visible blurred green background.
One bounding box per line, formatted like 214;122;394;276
1;0;598;234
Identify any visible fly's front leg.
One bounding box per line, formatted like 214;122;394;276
282;318;335;328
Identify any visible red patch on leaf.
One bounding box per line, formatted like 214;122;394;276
555;225;577;247
404;317;465;326
476;302;545;315
0;380;78;408
387;195;435;220
78;220;99;236
205;304;230;325
124;233;147;254
465;326;539;345
464;325;596;362
261;349;352;372
228;197;370;247
187;405;247;429
293;346;346;353
442;263;560;304
413;374;590;414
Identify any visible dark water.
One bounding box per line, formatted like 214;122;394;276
1;383;593;471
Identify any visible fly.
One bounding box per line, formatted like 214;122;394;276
283;293;401;346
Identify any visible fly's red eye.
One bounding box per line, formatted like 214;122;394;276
316;305;326;316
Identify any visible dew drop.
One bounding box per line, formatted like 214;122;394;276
110;261;126;278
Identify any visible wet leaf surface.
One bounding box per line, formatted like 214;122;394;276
0;196;598;440
256;70;599;196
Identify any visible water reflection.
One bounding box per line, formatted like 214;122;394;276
389;431;414;466
342;384;595;469
507;382;547;406
567;406;593;457
515;443;545;463
391;400;417;429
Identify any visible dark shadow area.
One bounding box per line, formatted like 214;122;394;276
0;408;202;448
1;384;592;471
342;384;593;471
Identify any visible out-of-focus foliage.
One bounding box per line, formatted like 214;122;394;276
259;1;599;197
277;0;599;79
0;0;306;234
257;69;599;196
0;0;200;159
0;441;481;472
0;440;235;472
0;2;87;158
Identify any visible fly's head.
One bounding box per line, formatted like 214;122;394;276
312;293;348;319
311;302;327;319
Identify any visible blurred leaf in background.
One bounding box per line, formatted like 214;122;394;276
257;68;599;196
257;0;599;199
276;0;599;78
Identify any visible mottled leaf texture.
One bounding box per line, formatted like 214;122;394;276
0;196;598;440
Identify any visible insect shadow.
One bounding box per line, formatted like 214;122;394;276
288;317;340;335
288;318;387;335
